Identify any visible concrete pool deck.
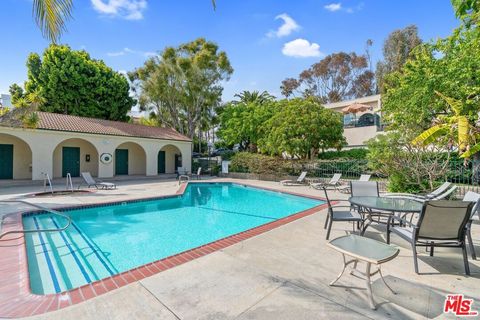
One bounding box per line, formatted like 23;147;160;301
0;177;479;319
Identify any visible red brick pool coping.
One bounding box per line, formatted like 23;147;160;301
0;181;328;318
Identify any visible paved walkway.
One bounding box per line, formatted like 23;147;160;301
0;178;479;319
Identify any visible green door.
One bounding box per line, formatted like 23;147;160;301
158;151;166;174
115;149;129;175
62;147;80;177
0;144;13;179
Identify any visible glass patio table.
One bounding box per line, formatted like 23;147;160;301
328;234;400;309
348;196;423;234
349;196;424;213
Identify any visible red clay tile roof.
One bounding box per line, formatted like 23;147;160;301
29;112;191;141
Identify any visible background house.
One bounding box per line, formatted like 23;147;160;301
0;112;192;180
324;94;382;148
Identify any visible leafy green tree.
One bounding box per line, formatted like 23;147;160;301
129;38;233;138
382;23;480;135
375;25;422;93
452;0;480;26
217;100;275;152
13;45;135;121
259;98;345;159
8;84;25;106
366;132;450;192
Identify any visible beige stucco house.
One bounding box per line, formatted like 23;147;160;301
0;112;192;181
323;94;382;147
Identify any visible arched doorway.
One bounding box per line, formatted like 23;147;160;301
114;142;146;176
53;138;99;178
158;145;182;174
0;133;32;179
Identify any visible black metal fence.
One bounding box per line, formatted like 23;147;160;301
192;158;221;175
226;158;480;197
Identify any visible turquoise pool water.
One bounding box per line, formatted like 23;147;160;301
23;183;323;294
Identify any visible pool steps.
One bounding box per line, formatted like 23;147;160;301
24;215;116;294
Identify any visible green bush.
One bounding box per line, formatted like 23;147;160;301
229;152;291;175
220;150;236;161
318;148;368;160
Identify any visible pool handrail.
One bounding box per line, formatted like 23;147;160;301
0;200;71;240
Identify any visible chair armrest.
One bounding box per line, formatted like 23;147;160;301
387;213;417;229
330;205;354;209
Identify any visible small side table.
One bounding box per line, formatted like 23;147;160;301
327;234;399;309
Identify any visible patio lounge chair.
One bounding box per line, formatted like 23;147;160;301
80;172;116;190
463;191;480;260
387;200;474;275
383;182;451;200
323;187;364;240
191;167;202;180
280;171;308;186
311;173;342;190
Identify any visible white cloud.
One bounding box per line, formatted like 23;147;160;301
324;2;364;13
282;39;322;58
91;0;147;20
324;3;342;12
267;13;300;38
107;47;156;57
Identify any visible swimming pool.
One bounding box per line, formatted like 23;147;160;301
23;183;324;294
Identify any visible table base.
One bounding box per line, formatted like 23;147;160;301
329;254;396;310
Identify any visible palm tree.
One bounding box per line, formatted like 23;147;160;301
412;91;478;158
233;90;275;104
33;0;74;43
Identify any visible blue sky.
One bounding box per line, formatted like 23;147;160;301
1;0;460;101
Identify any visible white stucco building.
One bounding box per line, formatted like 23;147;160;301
324;94;382;148
0;112;192;181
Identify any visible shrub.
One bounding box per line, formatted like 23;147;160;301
220;150;236;161
318;148;368;160
229;152;290;175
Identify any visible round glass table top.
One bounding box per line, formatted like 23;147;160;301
328;234;400;264
349;196;423;213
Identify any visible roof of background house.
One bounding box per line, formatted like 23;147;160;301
0;111;191;142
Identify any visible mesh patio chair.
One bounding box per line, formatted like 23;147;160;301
336;174;372;193
350;181;395;229
387;200;474;275
350;181;379;197
322;187;364;240
463;191;480;260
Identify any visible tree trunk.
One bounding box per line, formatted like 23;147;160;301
198;128;202;153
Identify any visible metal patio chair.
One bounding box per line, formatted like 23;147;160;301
323;187;364;240
387;200;474;275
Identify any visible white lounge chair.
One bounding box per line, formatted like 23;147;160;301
311;173;342;190
280;171;308;186
383;182;451;200
191;167;202;180
80;172;116;190
386;185;457;203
